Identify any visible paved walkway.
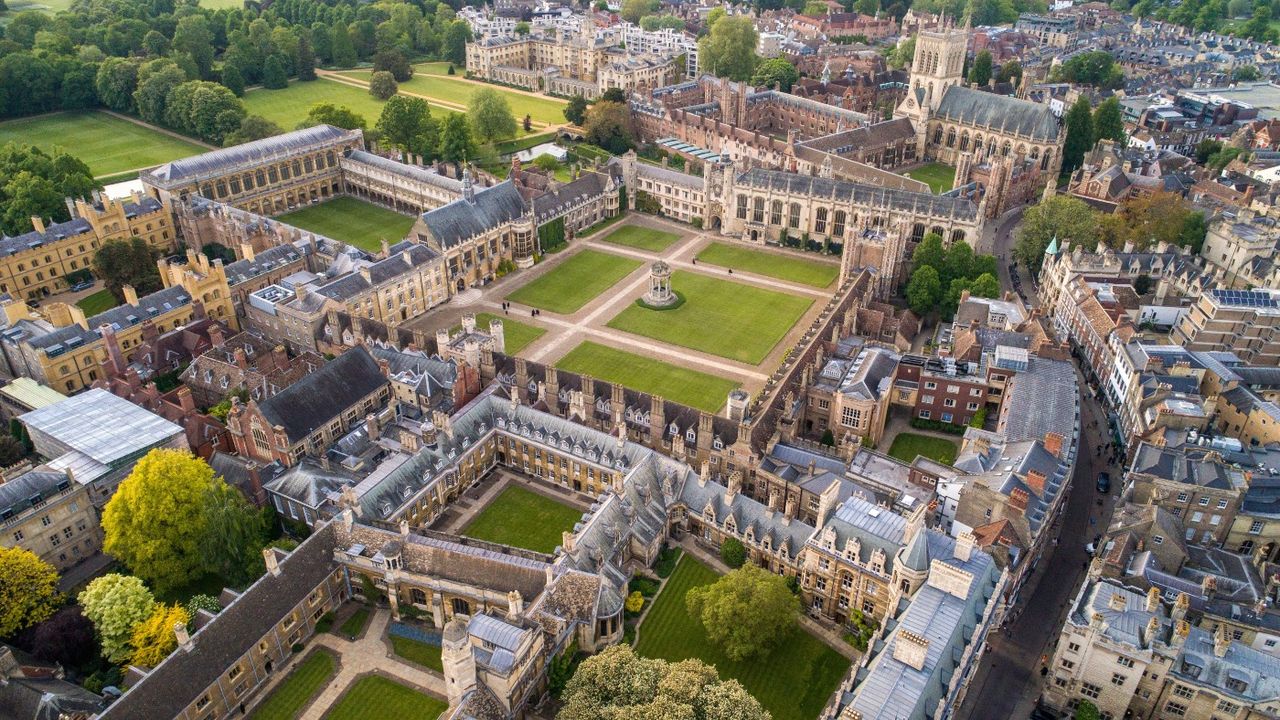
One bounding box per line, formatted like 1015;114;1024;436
297;609;446;719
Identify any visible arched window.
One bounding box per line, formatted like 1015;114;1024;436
1041;150;1052;171
946;128;956;147
770;200;783;226
933;125;944;144
960;132;969;151
931;225;945;238
973;136;984;153
789;203;801;229
1030;146;1040;160
832;210;846;238
951;229;966;245
815;207;828;234
753;197;765;223
912;223;926;242
737;195;748;220
1002;141;1012;157
451;598;470;616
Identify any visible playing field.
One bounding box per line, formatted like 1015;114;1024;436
903;162;956;194
460;485;582;554
695;242;838;288
277;197;417;252
0;112;206;178
506;249;642;314
556;341;738;414
635;556;849;720
243;78;457;132
249;649;336;720
335;70;568;125
454;312;545;355
607;270;811;365
599;225;682;252
324;675;446;720
887;432;959;466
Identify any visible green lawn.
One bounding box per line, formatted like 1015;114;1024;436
506;249;642;314
635;556;849;720
695;242;838;288
277;197;417;252
903;162;956;194
76;289;117;316
556;341;737;414
335;70;568;125
453;312;545;355
1;0;75;15
460;485;581;554
243;78;459;132
391;635;443;672
249;649;337;720
0;112;206;178
886;432;959;466
607;270;811;365
337;607;370;637
599;225;682;252
323;675;447;720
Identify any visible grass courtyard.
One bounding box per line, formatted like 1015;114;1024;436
556;341;738;414
249;649;336;720
695;242;838;288
76;289;117;316
391;635;444;672
903;162;956;194
460;485;582;554
506;249;642;314
886;431;959;466
335;69;568;125
598;225;682;252
635;556;849;720
277;197;417;252
323;675;446;720
453;312;545;355
607;270;812;365
0;112;206;178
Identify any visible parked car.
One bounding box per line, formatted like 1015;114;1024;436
1096;472;1111;494
69;280;94;292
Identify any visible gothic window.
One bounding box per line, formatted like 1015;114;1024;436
256;170;266;187
960;132;969;151
753;197;765;223
293;160;302;176
951;229;966;245
789;203;801;229
912;223;926;242
946;128;956;147
1030;146;1040;159
451;598;470;615
410;588;427;605
933;125;944;144
251;422;271;455
815;207;828;234
771;200;783;226
931;225;945;239
1002;141;1012;157
973;136;984;153
737;195;748;220
833;210;846;238
1041;150;1052;171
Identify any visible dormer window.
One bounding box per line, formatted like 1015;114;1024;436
686;429;696;443
713;438;723;450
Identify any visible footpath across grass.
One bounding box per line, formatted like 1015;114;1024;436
634;556;849;720
323;675;446;720
249;648;336;720
695;242;838;288
278;197;417;252
0;111;206;178
556;341;737;414
335;70;567;125
460;485;582;554
506;249;642;314
886;431;959;465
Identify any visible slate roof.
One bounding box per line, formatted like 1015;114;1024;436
224;243;309;286
311;242;439;301
532;170;616;223
0;470;70;520
345;150;464;192
420;180;528;248
144;125;359;185
1130;442;1247;490
264;458;363;508
736;168;979;220
255;346;388;444
0;671;106;720
24;286;193;353
935;85;1062;142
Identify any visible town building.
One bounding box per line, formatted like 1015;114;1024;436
1173;289;1280;366
0;467;101;571
180;326;325;409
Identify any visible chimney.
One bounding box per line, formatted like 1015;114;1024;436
954;531;975;562
892;629;929;670
174;622;194;652
239;242;255;262
208;324;225;348
1043;431;1064;458
507;590;524;618
233;347;249;370
1172;592;1190;621
1214;622;1231;658
100;323;126;374
381;238;390;258
1108;589;1128;612
1025;469;1047;497
699;461;709;487
1170;620;1190;648
177;386;195;414
1009;487;1029;512
122;284;139;306
561;530;575;552
1146;586;1161;613
365;413;379;441
263;547;281;576
30;216;45;233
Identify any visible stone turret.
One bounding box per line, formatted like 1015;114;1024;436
442;616;476;707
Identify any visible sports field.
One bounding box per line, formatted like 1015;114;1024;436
556;341;738;414
903;162;956;194
607;270;811;365
460;485;582;554
506;249;641;314
335;70;568;125
635;556;849;720
0;112;206;178
453;313;545;355
277;197;417;252
242;79;456;132
695;242;838;288
598;225;682;252
323;675;446;720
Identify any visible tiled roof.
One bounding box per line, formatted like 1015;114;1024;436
256;346;388;444
420;180;528;248
935;85;1062;142
26;285;193;353
144;125;359;185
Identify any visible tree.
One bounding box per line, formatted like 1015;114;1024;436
1052;50;1124;88
942;277;971;319
906;265;943;316
969;272;1000;298
1099;191;1203;252
533;154;560;172
173;15;214;79
129;603;191;668
102;449;236;594
685;565;799;661
0;144;97;236
443;21;472;66
942;241;975;285
751;57;799;91
221;64;246;97
305;103;367;131
719;538;746;568
1233;64;1261;81
560;645;769;720
584;100;635;154
373;49;414;82
377;96;439;157
199;481;268;586
262;55;289;90
224;116;285;146
20;607;96;668
1180;211;1208;253
1074;699;1100;720
1015;195;1100;273
997;59;1023;84
601;88;627;103
369;70;398;100
92;238;161;302
296;35;317;82
134;60;186;126
698;16;759;81
888;35;916;69
95;57;140;113
1092;96;1126;144
515;20;531;34
564;96;589;127
0;435;27;465
621;0;660;23
968;49;993;86
186;594;222;618
1240;4;1278;40
2;173;61;238
1063;95;1095;174
912;231;946;273
439;113;477;166
79;574;155;664
0;546;59;638
331;24;358;68
469;88;517;143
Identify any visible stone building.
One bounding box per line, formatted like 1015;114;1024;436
1125;442;1250;546
0;467;101;571
1173;289;1280;366
179;326;325;408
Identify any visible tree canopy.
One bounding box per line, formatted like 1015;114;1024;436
376;95;439;159
1051;51;1124;88
685;564;799;661
0;546;60;638
1092;96;1126;144
751;58;799;92
1015;195;1100;273
130;603;191;668
305;103;367;132
92;237;162;303
968;50;993;86
564;95;589;126
698;16;759;81
0;143;97;237
468;88;518;144
79;573;156;664
583;100;635;154
369;70;398;100
1098;191;1207;253
1062;95;1095;174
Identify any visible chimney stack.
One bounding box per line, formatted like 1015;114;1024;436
892;630;930;670
174;622;194;652
263;547;281;577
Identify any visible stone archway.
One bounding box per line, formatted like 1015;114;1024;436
711;216;721;230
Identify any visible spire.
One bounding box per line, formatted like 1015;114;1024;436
462;164;475;203
1045;235;1059;256
961;0;973;29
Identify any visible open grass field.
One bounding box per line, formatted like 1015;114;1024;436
453;313;545;355
391;636;443;672
887;431;959;465
277;197;417;252
249;649;337;720
904;162;956;194
556;341;737;413
599;225;682;253
506;249;641;314
0;112;206;178
323;675;446;720
335;70;568;125
607;270;811;365
461;485;582;554
635;556;849;720
76;290;118;316
1;0;75;15
243;79;459;132
695;242;838;288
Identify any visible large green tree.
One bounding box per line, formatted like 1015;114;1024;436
92;238;161;302
564;95;589;126
369;70;398;100
224;116;285;147
79;574;155;663
0;546;60;638
438;113;477;166
1092;96;1126;143
1015;195;1100;273
133;59;186;126
331;23;358;68
261;55;288;90
173;15;215;79
698;16;759;81
305;103;367;131
442;20;472;66
583;100;635;154
968;49;994;86
95;57;141;113
906;265;943;316
912;232;946;274
1062;95;1095;174
751;57;799;91
0;144;97;236
684;564;799;661
468;88;517;143
376;95;440;158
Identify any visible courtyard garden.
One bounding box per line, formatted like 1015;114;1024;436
607;270;811;365
76;289;118;316
248;648;337;720
634;556;849;720
391;635;443;672
555;341;739;414
598;225;682;253
277;197;418;253
903;162;956;194
452;312;545;355
886;431;959;465
695;242;838;288
323;675;446;720
0;111;207;178
460;484;582;554
506;249;642;314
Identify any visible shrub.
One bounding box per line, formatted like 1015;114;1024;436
625;591;644;614
628;576;660;597
315;612;335;633
719;537;746;568
653;547;681;578
909;417;968;435
291;642;304;653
